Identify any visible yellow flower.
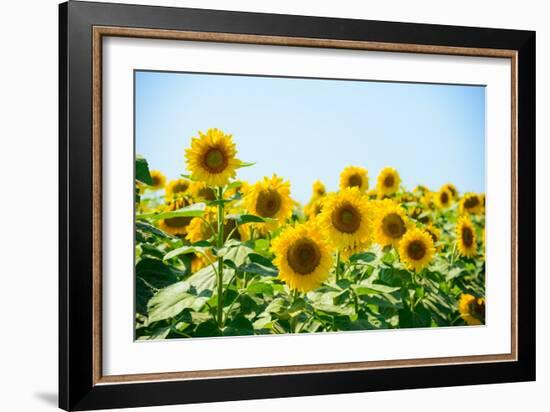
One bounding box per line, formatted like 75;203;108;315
398;227;435;272
244;175;293;228
435;186;453;209
458;294;485;325
185;208;216;243
459;193;483;215
339;166;369;193
376;167;401;197
373;199;409;247
456;216;477;257
148;170;166;190
157;198;193;236
304;197;325;221
272;223;333;292
318;187;374;250
442;183;458;200
190;181;216;202
424;224;441;244
185;128;240;187
165;178;191;200
312;180;327;198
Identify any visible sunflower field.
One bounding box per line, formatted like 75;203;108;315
135;128;486;339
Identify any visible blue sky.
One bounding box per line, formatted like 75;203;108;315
135;71;485;204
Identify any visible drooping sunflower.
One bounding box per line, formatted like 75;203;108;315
185;128;241;187
456;216;477;257
244;175;293;228
339;166;369;193
185;208;216;243
318;187;374;250
312;180;327;198
458;294;485;325
148;170;166;190
304;196;325;221
442;183;458;200
272;223;333;292
435;186;453;209
190;181;216;202
376;167;401;197
459;193;483;215
157;198;193;236
373;199;409;247
398;227;435;272
165;178;191;200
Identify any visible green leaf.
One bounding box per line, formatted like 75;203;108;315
163;245;212;261
223;315;254;336
150;203;206;221
246;282;274;296
136;258;184;289
136;155;153;185
136;221;171;238
147;281;209;323
226;214;276;225
195;320;222;337
349;252;376;263
236;161;256;168
225;181;242;192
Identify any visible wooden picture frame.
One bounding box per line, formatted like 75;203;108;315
59;1;535;410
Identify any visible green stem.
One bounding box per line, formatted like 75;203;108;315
216;186;225;329
335;250;341;283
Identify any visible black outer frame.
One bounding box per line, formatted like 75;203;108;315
59;1;536;410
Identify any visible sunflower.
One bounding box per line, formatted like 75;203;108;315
376;167;401;197
165;178;191;200
157;198;193;236
272;223;333;292
435;186;453;209
339;166;369;193
373;200;409;247
185;128;241;187
318;187;373;250
190;181;216;202
185;208;216;243
244;175;293;228
456;216;477;257
398;227;435;272
312;180;327;198
148;170;166;190
459;193;483;215
304;197;325;221
442;183;458;200
424;224;441;244
458;294;485;325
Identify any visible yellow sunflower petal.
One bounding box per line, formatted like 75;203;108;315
339;166;369;193
398;227;435;272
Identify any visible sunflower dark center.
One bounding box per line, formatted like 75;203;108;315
469;299;485;319
462;226;474;247
173;182;188;193
383;175;395;188
464;196;480;209
256;190;282;218
382;213;406;239
407;240;426;261
316;188;325;196
164;216;192;228
347;174;363;188
448;186;457;197
440;191;449;204
198;187;216;201
286;238;321;275
203;148;227;173
331;203;361;233
151;176;160;186
427;229;438;243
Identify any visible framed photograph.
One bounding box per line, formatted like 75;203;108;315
59;1;535;410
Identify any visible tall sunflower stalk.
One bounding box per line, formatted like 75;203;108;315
215;186;225;328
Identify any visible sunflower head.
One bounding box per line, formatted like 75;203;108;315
435;186;453;209
185;128;241;187
460;193;483;215
458;294;485;325
373;199;409;247
165;178;191;200
312;180;327;198
377;167;401;197
244;175;293;228
148;170;166;190
158;197;193;236
398;227;435;272
190;181;216;202
424;224;441;244
272;223;333;292
318;187;374;250
339;166;369;193
456;216;477;257
442;183;458;200
185;208;216;243
304;197;325;221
